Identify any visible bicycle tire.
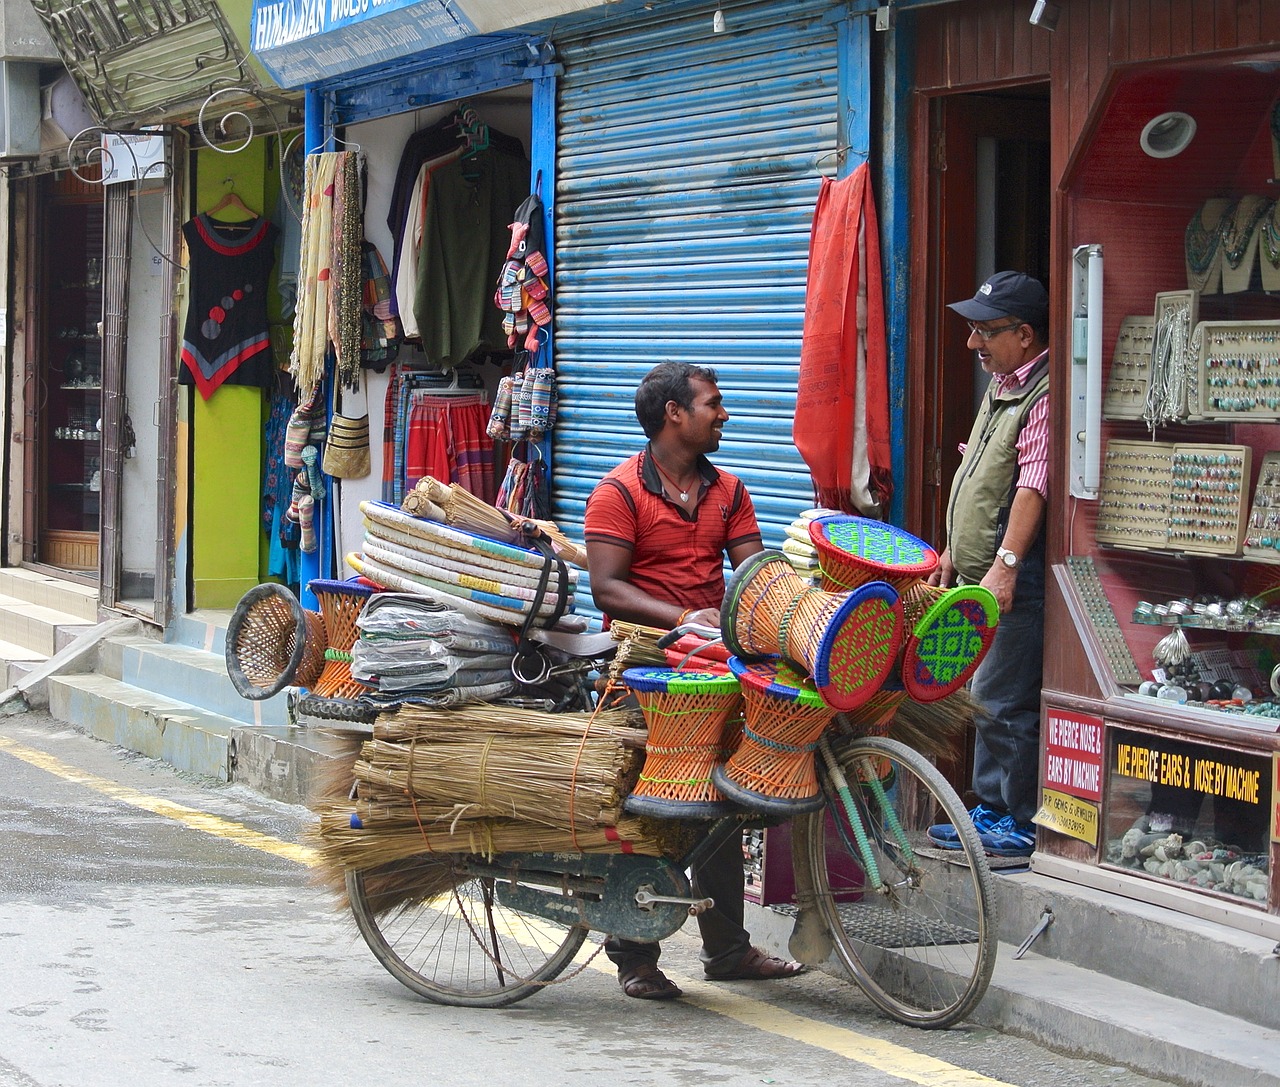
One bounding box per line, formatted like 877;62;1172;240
346;853;590;1008
796;734;997;1028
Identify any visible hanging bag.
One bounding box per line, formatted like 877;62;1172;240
323;382;371;479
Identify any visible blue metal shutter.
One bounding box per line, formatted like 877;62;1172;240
550;0;842;613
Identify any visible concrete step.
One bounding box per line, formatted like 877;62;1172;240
47;672;237;782
0;595;97;657
0;568;98;622
995;866;1280;1032
100;634;291;728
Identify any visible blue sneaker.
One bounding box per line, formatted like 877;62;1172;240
926;804;1005;850
978;815;1037;857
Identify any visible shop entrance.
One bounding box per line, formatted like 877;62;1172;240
917;87;1051;552
25;172;105;577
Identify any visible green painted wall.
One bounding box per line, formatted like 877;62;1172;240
190;139;271;608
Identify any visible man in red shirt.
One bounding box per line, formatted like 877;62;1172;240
585;361;804;1000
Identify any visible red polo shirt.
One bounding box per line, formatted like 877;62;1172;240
584;447;762;613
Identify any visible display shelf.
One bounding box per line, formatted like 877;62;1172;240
1096;440;1250;556
1103;315;1155;420
1196;320;1280;421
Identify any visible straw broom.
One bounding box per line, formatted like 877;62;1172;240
404;476;589;568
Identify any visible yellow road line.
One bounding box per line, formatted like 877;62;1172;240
0;734;318;868
1;732;1014;1087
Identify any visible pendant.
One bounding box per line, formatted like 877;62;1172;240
679;491;689;502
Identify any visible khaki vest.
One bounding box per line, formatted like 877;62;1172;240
945;360;1050;583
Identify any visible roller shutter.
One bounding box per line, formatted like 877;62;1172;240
550;0;846;610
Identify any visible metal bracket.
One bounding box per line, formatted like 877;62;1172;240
1013;906;1055;960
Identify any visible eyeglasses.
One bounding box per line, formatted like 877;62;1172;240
966;320;1024;342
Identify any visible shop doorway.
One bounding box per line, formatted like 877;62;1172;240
24;172;105;579
915;87;1051;551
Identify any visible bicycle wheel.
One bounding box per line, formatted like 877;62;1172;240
346;853;591;1008
796;734;997;1028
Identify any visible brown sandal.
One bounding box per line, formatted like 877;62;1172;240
705;946;806;981
618;961;682;1000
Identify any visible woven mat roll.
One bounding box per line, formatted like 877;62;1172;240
348;553;543;628
360;540;572;618
363;517;578;591
362;501;550;571
361;534;574;609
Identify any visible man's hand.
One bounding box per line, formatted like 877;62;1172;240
929;548;955;589
979;560;1016;614
680;606;721;630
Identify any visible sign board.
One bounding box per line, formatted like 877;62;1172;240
1034;788;1099;847
1272;754;1280;844
249;0;602;86
101;129;166;185
1042;708;1104;801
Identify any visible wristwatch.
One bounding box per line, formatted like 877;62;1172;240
996;546;1020;569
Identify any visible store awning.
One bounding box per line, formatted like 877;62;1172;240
27;0;291;130
249;0;606;87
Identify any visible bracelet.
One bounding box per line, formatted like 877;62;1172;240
677;608;693;626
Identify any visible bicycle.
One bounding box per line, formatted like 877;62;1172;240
340;625;997;1030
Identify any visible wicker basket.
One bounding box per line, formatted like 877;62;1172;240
225;583;326;700
309;578;376;700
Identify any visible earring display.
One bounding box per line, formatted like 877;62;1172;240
1146;290;1199;430
1097;440;1251;557
1242;450;1280;565
1103;315;1155;420
1195;320;1280;421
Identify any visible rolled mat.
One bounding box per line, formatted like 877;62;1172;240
359;539;571;617
360;535;573;610
363;517;577;592
348;553;563;629
361;501;551;572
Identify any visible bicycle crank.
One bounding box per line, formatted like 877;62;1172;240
634;886;715;915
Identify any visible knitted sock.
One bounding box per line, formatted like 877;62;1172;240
296;494;316;553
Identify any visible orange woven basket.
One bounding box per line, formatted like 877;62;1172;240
711;658;837;816
309;579;375;700
225;583;326;700
621;667;742;819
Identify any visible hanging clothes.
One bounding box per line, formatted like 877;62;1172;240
394;146;464;338
179;214;279;399
405;392;494;504
793;163;892;517
263;383;301;586
412;143;531;368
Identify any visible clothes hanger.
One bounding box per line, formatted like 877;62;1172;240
307;134;363;156
205;178;257;221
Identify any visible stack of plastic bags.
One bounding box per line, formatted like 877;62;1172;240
350;594;519;706
782;507;843;585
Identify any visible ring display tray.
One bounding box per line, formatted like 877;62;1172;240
1242;450;1280;564
1096;440;1251;556
1196;320;1280;421
1103;315;1155;420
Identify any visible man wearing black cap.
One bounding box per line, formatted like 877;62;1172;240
926;271;1050;859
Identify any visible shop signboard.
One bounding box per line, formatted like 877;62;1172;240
1272;753;1280;845
1035;709;1104;846
249;0;606;87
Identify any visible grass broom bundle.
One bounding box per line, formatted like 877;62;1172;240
403;476;589;568
376;702;645;742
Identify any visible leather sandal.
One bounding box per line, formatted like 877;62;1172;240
618;961;682;1000
705;946;806;981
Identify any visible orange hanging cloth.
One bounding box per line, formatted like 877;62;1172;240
792;164;892;517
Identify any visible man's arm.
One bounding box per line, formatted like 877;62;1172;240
979;486;1046;613
586;538;686;629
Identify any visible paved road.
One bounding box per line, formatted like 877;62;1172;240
0;712;1177;1087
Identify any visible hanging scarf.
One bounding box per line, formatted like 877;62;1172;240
793;163;892;517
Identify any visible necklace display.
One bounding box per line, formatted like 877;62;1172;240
1221;195;1269;268
651;455;696;502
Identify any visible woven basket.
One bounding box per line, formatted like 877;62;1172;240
310;579;375;701
225;583;326;700
721;550;903;712
621;667;742;819
897;582;1000;702
711;657;836;815
808;514;938;593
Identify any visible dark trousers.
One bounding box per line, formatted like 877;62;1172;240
605;830;752;974
969;554;1045;825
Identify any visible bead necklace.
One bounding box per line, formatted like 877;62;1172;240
650;453;697;503
1221;195;1269;268
1184;203;1223;287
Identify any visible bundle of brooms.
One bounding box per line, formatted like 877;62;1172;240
400;476;589;569
308;701;701;911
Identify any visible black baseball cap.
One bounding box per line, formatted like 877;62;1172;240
948;271;1048;325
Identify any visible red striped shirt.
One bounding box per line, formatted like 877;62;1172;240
957;351;1050;500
